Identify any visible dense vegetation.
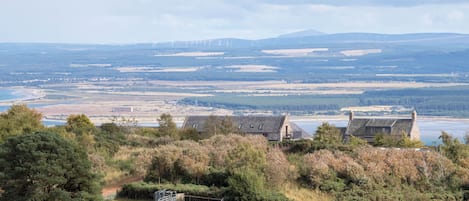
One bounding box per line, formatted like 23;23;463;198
1;105;469;201
0;132;102;201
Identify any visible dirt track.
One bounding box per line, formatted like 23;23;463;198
102;176;143;198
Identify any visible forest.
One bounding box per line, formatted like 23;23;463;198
1;105;469;201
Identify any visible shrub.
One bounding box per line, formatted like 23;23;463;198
301;147;469;200
225;169;289;201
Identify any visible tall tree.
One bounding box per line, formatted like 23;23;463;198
65;114;97;151
313;122;343;146
203;115;220;137
439;131;469;164
0;132;102;201
95;123;125;157
220;116;236;135
65;114;96;136
0;104;43;142
157;113;178;139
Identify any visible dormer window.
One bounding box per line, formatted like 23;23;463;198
366;126;391;135
192;123;198;128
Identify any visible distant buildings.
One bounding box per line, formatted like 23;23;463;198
112;106;134;113
344;111;420;143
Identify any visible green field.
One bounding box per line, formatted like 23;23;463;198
182;86;469;117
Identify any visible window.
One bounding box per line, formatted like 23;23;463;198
258;124;263;130
192;123;198;129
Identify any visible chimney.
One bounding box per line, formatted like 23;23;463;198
349;111;354;121
412;110;417;122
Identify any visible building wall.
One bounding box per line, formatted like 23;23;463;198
279;116;291;141
410;122;421;140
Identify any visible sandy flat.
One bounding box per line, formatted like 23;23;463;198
224;65;279;73
69;64;112;68
102;91;213;97
155;52;224;57
262;48;328;56
341;49;382;56
341;106;396;112
376;73;459;77
251;82;468;90
115;66;201;73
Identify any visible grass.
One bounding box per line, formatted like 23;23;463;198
103;146;152;184
282;183;333;201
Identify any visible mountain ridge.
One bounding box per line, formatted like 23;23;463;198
153;32;469;49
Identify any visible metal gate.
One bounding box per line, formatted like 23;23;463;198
154;189;177;201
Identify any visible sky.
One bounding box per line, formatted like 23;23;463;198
1;0;469;44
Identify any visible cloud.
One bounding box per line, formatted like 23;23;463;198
1;0;469;43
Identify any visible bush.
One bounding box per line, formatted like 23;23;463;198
282;139;316;153
225;169;289;201
301;147;469;200
200;168;229;187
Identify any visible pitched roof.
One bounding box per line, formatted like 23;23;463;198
365;119;397;127
183;115;287;134
347;118;414;137
290;122;312;139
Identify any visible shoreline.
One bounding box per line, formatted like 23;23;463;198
1;87;468;124
0;87;46;104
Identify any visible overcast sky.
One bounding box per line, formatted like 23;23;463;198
1;0;468;43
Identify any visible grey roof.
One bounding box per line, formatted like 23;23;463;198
183;115;287;134
290;122;312;139
347;118;414;137
365;119;397;127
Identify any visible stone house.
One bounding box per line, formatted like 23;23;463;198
344;111;420;143
182;115;291;141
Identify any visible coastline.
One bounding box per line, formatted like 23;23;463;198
0;87;468;126
0;87;45;104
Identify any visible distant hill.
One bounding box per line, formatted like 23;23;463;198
153;32;469;49
277;29;325;38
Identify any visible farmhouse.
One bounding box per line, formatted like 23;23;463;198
344;111;420;143
182;115;292;141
